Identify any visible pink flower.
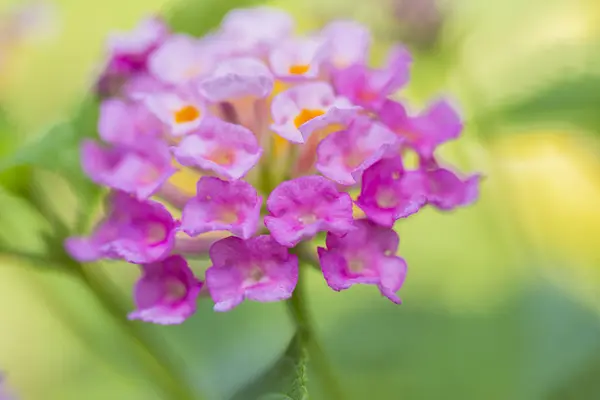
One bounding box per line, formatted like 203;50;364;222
172;117;262;180
321;20;371;70
81;139;175;200
129;255;203;324
270;82;358;143
333;45;412;110
379;98;462;159
219;7;294;56
148;34;214;86
198;57;273;102
71;7;481;316
420;163;480;211
97;17;168;97
206;235;298;311
316;116;401;185
65;192;178;264
144;89;205;137
107;17;168;61
356;156;427;227
98;98;162;147
318;219;407;303
264;176;354;247
181;177;262;239
269;37;327;80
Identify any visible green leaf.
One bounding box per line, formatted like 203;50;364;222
484;73;600;136
230;332;308;400
166;0;262;36
0;97;100;234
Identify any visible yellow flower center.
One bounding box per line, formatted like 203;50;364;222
174;105;200;124
376;189;399;208
294;108;325;129
165;279;187;301
248;266;264;282
348;258;365;273
147;223;167;244
218;208;239;224
207;148;236;166
298;213;317;224
288;64;310;75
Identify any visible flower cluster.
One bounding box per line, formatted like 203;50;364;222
67;7;479;324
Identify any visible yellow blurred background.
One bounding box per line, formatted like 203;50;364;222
1;0;600;399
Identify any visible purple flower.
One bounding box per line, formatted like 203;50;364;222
269;37;327;80
144;90;205;137
172;117;262;180
129;255;203;324
65;192;178;263
316;116;401;185
356;156;427;227
270;82;358;143
97;17;168;96
198;57;273;102
379;98;462;159
181;177;262;239
107;17;168;62
148;34;214;86
81;139;175;200
219;7;294;56
321;20;371;70
318;219;407;303
71;7;482;316
205;235;298;311
98;98;162;147
420;164;479;211
264;176;354;247
333;45;412;110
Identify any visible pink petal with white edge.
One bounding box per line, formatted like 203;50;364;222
198;57;274;102
318;219;407;303
265;176;354;247
220;7;294;55
270;82;359;143
269;37;328;80
181;177;262;239
172;117;262;180
316;117;401;185
206;235;298;311
148;34;213;85
321;20;371;70
144;90;205;137
129;255;203;325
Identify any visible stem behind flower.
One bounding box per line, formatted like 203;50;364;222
287;253;345;400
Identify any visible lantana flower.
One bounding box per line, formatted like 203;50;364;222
66;7;479;324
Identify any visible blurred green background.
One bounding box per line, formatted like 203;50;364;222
1;0;600;399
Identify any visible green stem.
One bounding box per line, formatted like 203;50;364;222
0;245;67;271
287;259;344;400
1;247;202;399
72;264;200;400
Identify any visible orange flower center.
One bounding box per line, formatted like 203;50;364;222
294;108;325;128
207;148;236;166
147;223;167;244
165;279;187;301
218;208;239;224
348;258;365;273
174;105;200;124
357;90;378;103
376;189;399;208
288;64;310;75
